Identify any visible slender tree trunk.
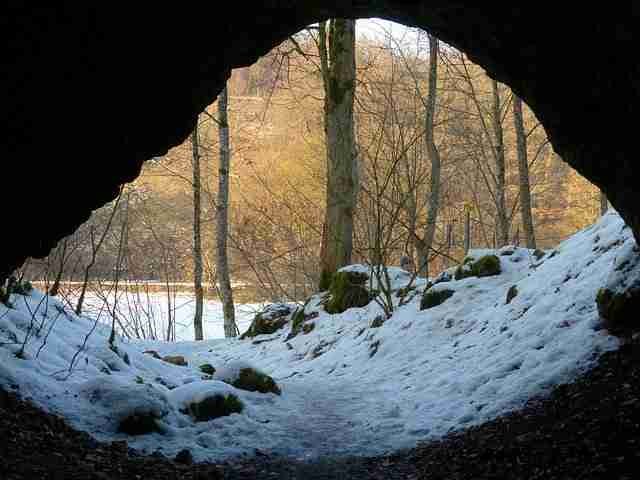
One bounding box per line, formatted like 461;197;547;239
216;85;237;338
600;190;609;216
512;95;537;248
416;34;441;277
49;238;69;297
191;122;204;341
318;19;357;290
463;206;471;254
491;79;509;246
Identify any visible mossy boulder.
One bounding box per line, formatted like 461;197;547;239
240;303;293;339
455;254;501;280
163;355;187;367
420;289;455;310
325;271;373;314
596;287;640;336
230;367;281;395
199;364;216;375
183;394;243;422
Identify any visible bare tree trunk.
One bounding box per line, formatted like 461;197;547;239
600;190;609;216
49;238;69;297
216;85;237;338
464;207;471;255
491;79;509;246
191;122;204;341
416;34;441;277
318;19;357;289
512;95;537;248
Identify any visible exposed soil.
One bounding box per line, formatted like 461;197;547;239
2;339;640;479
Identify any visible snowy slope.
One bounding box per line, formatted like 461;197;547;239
0;211;632;461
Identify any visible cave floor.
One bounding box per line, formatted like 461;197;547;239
2;338;640;479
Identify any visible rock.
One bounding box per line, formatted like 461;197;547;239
117;412;161;435
183;394;243;422
162;355;187;367
231;368;281;395
174;449;193;465
370;315;385;328
143;350;162;360
420;289;455;310
596;288;640;336
506;285;519;304
286;307;319;340
455;254;501;280
240;303;293;339
325;271;373;314
199;364;216;375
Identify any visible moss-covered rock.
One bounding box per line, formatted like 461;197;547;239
231;367;281;395
318;269;333;292
240;303;293;339
302;322;315;334
533;249;545;260
420;289;455;310
163;355;187;367
199;364;216;375
596;287;640;335
455;254;501;280
506;285;518;304
183;394;243;422
325;271;373;314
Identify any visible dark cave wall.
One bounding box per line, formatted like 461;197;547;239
2;2;639;279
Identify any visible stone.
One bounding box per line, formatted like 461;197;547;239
162;355;187;367
420;289;455;310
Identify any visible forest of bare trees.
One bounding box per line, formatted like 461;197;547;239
20;23;606;340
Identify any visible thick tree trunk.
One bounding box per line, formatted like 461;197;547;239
416;34;441;278
191;123;204;341
491;79;509;247
216;85;237;338
318;19;357;290
512;95;537;249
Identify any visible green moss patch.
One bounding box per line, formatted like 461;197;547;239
420;289;455;310
231;368;281;395
325;271;373;314
183;394;243;422
455;254;501;280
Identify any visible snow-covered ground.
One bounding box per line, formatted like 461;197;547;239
77;293;258;341
0;212;633;462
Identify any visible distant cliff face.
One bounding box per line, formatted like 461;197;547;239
1;3;638;279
